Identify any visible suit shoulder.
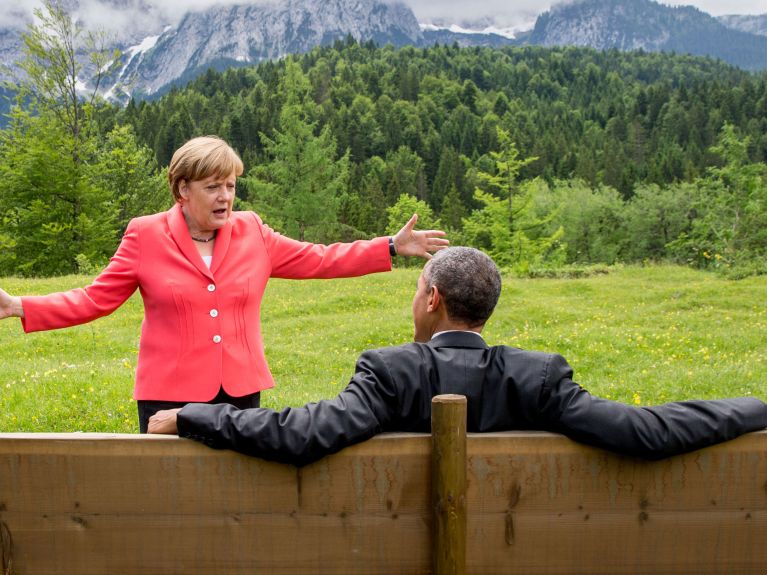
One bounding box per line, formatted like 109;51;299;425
491;345;573;377
356;343;433;383
229;210;263;226
122;211;170;240
360;342;427;365
129;210;168;228
491;345;554;362
228;211;270;239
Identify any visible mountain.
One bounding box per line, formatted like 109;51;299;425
529;0;767;71
109;0;420;99
718;14;767;37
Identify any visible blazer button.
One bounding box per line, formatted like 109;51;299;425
210;309;219;318
213;335;222;344
207;284;216;292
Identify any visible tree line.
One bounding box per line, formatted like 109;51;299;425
0;2;765;277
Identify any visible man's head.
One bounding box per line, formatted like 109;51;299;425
412;247;502;342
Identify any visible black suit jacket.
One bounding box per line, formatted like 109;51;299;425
177;332;767;466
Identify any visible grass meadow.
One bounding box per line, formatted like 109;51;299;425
0;265;764;433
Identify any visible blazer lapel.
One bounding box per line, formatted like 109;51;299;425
167;203;214;281
210;217;232;276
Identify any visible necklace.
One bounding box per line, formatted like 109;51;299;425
191;230;217;243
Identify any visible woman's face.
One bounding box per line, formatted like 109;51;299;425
179;171;236;233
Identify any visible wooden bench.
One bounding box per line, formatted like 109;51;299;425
0;397;764;574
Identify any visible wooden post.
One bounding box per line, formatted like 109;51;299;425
431;394;467;575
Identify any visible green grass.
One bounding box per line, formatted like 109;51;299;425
0;265;764;433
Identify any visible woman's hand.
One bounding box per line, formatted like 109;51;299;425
392;214;449;259
0;288;24;320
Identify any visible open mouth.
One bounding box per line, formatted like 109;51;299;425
213;209;227;216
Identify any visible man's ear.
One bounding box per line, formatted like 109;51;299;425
426;285;441;312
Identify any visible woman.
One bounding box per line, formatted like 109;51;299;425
0;136;448;432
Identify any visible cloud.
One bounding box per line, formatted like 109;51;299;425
0;0;42;29
2;0;766;35
0;0;270;34
0;0;270;42
72;0;168;40
682;0;767;16
90;0;278;27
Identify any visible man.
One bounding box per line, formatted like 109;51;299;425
149;247;767;466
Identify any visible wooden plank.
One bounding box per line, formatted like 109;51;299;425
466;510;767;574
0;433;431;516
1;514;431;575
466;432;767;511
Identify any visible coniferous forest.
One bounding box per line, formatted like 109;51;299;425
2;12;767;277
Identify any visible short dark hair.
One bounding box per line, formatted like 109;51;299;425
423;247;501;327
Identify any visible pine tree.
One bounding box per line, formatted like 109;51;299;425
440;185;466;231
241;61;349;242
463;129;564;271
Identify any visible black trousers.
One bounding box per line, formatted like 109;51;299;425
137;388;261;433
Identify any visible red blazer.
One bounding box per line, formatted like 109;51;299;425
21;204;392;401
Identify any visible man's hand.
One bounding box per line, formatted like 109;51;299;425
0;288;24;320
148;408;182;435
392;214;449;259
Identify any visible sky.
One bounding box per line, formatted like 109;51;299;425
3;0;767;34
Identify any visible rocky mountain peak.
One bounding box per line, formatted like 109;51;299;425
115;0;421;97
528;0;767;69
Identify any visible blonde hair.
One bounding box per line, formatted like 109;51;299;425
168;136;244;202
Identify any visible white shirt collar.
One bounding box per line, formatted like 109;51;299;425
431;330;484;340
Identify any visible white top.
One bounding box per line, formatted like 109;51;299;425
202;255;213;268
